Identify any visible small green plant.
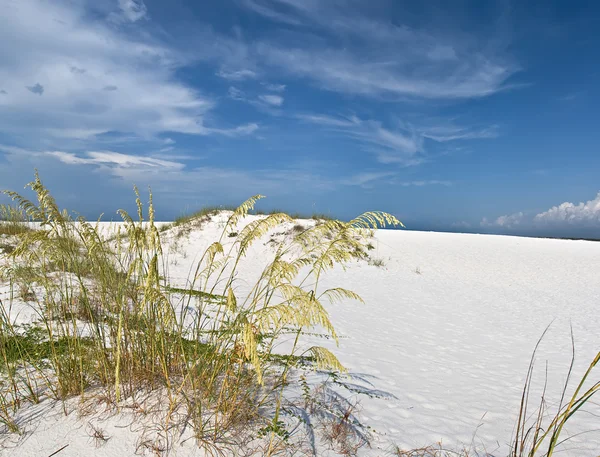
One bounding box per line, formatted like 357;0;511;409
369;257;385;267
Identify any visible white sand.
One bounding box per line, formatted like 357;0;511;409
1;217;599;456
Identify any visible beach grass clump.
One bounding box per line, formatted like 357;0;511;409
0;172;401;454
0;204;31;236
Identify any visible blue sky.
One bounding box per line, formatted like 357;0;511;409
1;0;599;237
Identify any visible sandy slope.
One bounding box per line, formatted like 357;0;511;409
1;218;599;456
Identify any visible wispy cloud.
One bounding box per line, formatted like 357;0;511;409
216;68;258;81
228;86;246;100
481;211;524;228
295;114;359;128
242;1;518;99
342;172;451;188
0;0;256;147
47;150;185;171
117;0;148;23
228;87;284;112
1;145;341;199
264;83;286;92
258;94;284;106
419;124;499;142
297;113;494;166
341;171;396;187
297;113;421;165
240;0;304;26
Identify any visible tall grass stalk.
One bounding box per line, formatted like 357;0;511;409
511;327;599;457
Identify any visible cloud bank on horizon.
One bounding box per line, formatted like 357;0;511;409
0;0;599;237
481;192;600;237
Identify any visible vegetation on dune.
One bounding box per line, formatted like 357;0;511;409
0;172;401;454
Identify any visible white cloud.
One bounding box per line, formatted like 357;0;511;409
215;123;259;136
0;0;255;145
534;193;600;225
481;212;524;228
118;0;148;22
420;124;499;142
295;113;359;128
482;192;600;233
216;69;258;81
265;83;286;92
258;94;284;106
342;171;396;187
46;150;185;171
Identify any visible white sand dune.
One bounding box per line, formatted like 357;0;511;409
1;217;599;456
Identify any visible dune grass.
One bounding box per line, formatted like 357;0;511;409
0;204;31;236
0;172;401;454
173;205;237;227
253;208;337;221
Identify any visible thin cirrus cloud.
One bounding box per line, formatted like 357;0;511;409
342;172;451;188
216;68;258;81
297;113;492;166
33;147;377;195
296;113;499;166
47;150;185;171
0;0;257;146
228;87;284;110
297;113;422;166
243;0;518;99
